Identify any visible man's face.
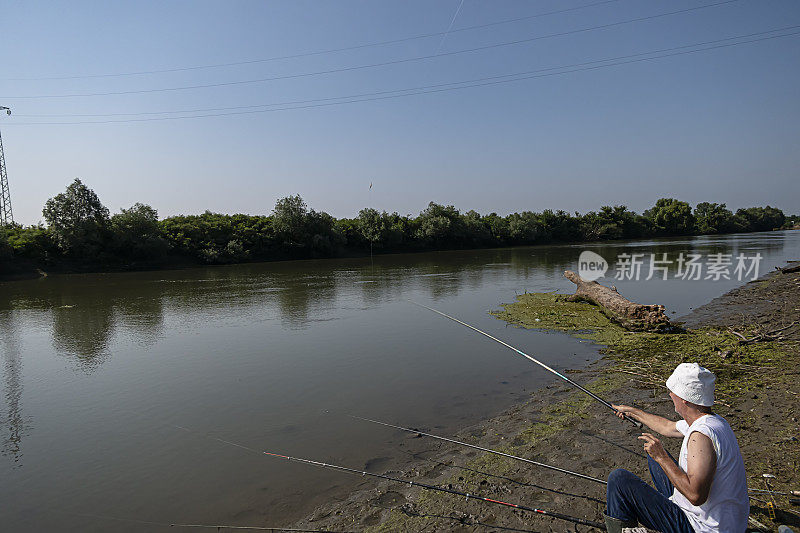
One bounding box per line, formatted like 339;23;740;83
669;391;684;415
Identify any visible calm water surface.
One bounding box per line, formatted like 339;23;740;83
0;231;798;531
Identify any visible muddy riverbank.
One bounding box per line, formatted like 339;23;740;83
290;264;800;532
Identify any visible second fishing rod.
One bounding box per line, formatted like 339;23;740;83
409;300;643;428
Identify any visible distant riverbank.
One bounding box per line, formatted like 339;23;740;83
3;178;796;281
3;226;797;284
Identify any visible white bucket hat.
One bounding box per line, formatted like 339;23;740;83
666;363;716;406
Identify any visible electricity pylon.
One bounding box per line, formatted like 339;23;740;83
0;106;13;226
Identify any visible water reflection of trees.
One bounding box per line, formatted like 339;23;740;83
52;301;114;370
113;292;165;348
274;272;338;330
0;311;26;464
0;276;166;372
49;281;165;371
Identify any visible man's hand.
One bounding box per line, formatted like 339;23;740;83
612;404;637;420
612;404;683;437
638;433;670;462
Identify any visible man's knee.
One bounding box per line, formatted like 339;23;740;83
607;469;638;499
608;468;637;488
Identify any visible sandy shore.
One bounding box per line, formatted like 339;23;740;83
288;265;800;532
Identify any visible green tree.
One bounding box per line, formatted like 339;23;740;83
272;195;309;245
306;208;341;256
693;202;735;234
506;211;544;245
539;209;582;242
357;208;405;250
111;203;168;261
42;178;110;258
461;210;491;247
581;205;647;240
643;198;695;235
357;208;383;245
415;202;466;248
735;206;785;232
4;224;56;263
0;227;11;260
159;212;272;263
482;212;509;244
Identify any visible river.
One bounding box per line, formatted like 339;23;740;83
0;230;797;531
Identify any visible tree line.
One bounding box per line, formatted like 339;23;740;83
0;179;795;273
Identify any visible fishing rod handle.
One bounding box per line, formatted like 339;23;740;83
626;415;643;429
611;407;643;428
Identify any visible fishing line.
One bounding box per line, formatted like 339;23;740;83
261;450;605;528
350;414;607;484
402;449;606;503
170;525;350;532
407;300;643;428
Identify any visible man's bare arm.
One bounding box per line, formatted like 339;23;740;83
612;404;683;437
648;431;717;506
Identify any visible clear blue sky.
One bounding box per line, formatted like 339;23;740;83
1;0;799;225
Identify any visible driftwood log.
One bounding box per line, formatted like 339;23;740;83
778;262;800;274
563;270;672;332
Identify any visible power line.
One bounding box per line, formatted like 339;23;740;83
7;26;800;126
0;0;743;100
0;0;623;81
19;25;799;118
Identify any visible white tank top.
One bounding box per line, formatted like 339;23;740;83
670;414;749;532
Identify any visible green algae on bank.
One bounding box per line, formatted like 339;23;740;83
493;292;792;401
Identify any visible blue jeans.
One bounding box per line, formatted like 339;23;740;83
606;455;694;533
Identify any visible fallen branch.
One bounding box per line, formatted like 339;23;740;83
727;322;796;344
765;320;798;336
727;327;749;342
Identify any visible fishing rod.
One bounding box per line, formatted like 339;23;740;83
401;449;606;504
408;300;643;428
350;414;606;485
170;525;348;532
262;450;605;529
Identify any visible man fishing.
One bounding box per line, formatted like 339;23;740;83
605;363;749;533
